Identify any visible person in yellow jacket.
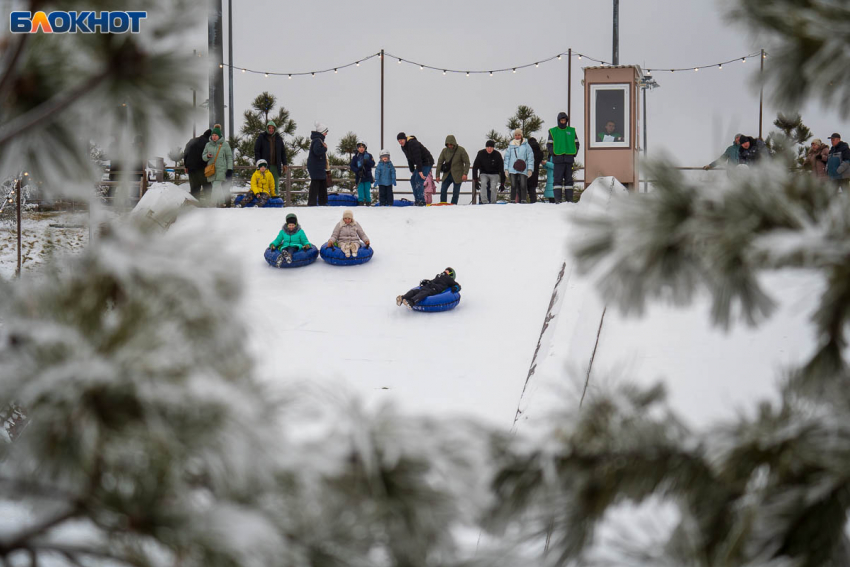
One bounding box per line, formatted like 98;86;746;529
239;159;276;207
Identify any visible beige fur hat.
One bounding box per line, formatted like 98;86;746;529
343;209;354;220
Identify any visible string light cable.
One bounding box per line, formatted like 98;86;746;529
218;49;765;78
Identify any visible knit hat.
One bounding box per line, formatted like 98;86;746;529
445;267;456;279
379;149;390;158
485;140;495;148
343;209;354;220
314;122;328;134
397;132;407;140
212;124;223;137
285;213;297;225
357;141;367;149
812;138;823;146
513;128;523;138
257;159;268;169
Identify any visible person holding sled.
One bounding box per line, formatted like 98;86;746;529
328;209;370;258
269;213;313;266
396;267;461;309
239;159;276;207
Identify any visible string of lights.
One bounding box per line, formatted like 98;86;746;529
217;48;766;77
645;51;765;73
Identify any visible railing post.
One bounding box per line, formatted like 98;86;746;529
285;166;292;207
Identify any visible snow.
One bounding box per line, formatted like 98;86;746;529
163;178;823;434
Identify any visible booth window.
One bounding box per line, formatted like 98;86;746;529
590;84;630;148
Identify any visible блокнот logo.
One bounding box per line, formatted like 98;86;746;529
10;11;147;34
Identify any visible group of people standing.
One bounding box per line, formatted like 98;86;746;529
183;110;582;207
705;131;850;187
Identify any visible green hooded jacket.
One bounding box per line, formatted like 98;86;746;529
435;135;471;183
202;137;234;182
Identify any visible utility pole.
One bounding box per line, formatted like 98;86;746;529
567;48;572;124
15;175;21;277
208;0;225;130
759;48;764;140
192;50;197;137
228;0;234;140
612;0;619;65
380;49;385;150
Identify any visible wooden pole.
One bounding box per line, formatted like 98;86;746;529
759;48;764;140
285;165;292;207
380;49;385;150
15;176;21;277
568;48;572;125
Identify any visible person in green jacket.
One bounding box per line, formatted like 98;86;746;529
269;213;313;266
434;134;471;205
202;123;234;207
546;112;580;203
704;134;741;170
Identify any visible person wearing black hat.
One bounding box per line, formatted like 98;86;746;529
395;267;461;309
397;132;434;206
268;213;313;266
472;140;505;204
183;129;213;202
527;137;543;203
546;112;580;203
827;133;850;187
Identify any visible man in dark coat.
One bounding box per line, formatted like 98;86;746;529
826;132;850;188
307;123;329;206
527;137;543;203
254;120;287;195
396;267;461;309
397;132;434;206
738;136;764;166
472;140;506;204
184;129;212;201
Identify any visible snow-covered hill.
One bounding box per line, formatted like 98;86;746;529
171;180;819;433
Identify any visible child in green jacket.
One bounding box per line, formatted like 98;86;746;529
269;213;312;266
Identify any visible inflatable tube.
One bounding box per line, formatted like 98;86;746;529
411;287;461;312
327;193;358;207
234;195;285;208
320;243;374;266
375;199;414;207
427;202;455;207
264;245;319;268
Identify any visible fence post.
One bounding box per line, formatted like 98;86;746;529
140;174;147;199
285;166;292;207
155;157;164;182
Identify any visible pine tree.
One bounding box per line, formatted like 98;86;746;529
485;129;510;151
765;112;812;168
336;131;360;161
506;105;544;139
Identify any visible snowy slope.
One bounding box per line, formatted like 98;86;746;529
172;202;576;427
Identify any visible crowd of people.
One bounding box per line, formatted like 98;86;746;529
704;132;850;187
181;111;583;207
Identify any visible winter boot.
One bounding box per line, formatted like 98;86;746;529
396;295;404;306
281;250;293;264
274;252;286;268
403;299;413;310
564;188;574;203
553;187;562;203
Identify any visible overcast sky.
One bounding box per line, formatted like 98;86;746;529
172;0;850;170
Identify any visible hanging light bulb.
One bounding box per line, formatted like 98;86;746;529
694;67;699;72
489;71;493;76
311;72;315;77
578;55;582;60
219;64;223;69
356;61;360;66
466;72;469;77
557;54;562;60
288;74;292;79
241;68;246;73
512;68;516;73
420;65;424;70
442;70;446;75
742;57;746;63
397;58;402;64
264;73;268;78
535;62;539;67
334;68;338;73
718;64;723;70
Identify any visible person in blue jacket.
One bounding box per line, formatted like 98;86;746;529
373;149;397;206
503;129;534;203
350;142;375;206
826;133;850;188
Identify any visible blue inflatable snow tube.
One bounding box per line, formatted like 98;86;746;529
234;195;284;208
411;287;461;312
327;193;358;207
376;199;414;207
264;245;319;268
320;243;374;266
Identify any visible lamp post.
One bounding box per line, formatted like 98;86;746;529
612;0;619;65
639;73;659;192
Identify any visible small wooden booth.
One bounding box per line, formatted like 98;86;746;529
583;65;641;190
